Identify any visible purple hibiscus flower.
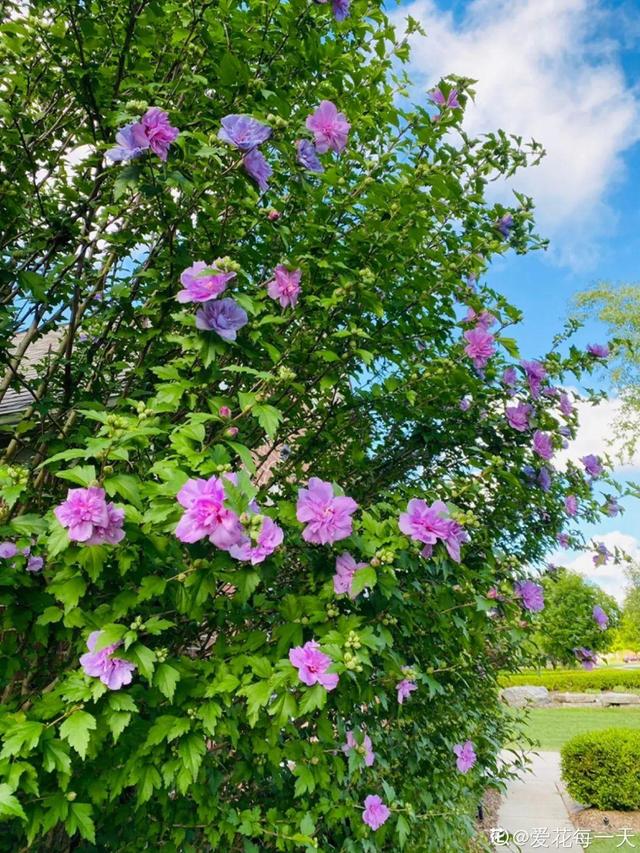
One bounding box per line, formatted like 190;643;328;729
533;430;554;460
174;476;245;550
80;630;136;690
243;148;272;192
305;101;350;154
0;542;18;558
514;580;544;613
267;265;302;308
176;260;236;304
195;298;248;341
343;730;375;766
605;497;621;517
587;343;610;358
496;213;514;237
140;108;179;161
333;551;368;597
463;326;495;369
289;640;338;690
574;647;597;671
296;139;324;173
429;87;460;109
593;605;608;630
26;555;44;573
54;487;124;546
520;360;547;399
503;366;518;389
593;542;612;567
296;478;358;544
218;115;272;151
581;454;603;478
362;795;390;830
559;393;574;416
505;401;531;432
106;121;150;162
229;516;284;565
565;495;578;517
537;467;552;492
396;678;417;704
453;740;477;773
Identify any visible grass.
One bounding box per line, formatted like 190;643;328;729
517;707;640;751
590;838;638;852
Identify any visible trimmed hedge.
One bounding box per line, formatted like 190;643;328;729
562;729;640;809
500;669;640;692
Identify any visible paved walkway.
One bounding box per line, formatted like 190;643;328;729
496;752;584;851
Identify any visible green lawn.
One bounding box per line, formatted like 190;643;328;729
590;837;638;852
517;707;640;750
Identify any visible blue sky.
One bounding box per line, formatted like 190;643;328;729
393;0;640;601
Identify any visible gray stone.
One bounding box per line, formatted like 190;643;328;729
550;692;598;705
598;691;640;706
500;686;550;708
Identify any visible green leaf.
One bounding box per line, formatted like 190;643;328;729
177;733;205;782
238;390;257;411
298;683;327;715
0;720;44;758
93;623;127;651
137;765;161;804
77;545;107;582
225;440;256;473
49;573;87;611
47;520;70;556
104;474;142;508
66;802;96;843
240;680;273;726
36;606;63;626
42;739;71;775
396;813;410;849
106;711;132;743
138;575;167;602
10;514;48;536
253;404;281;437
351;566;377;597
18;270;47;299
56;465;97;487
155;663;180;700
127;643;156;679
59;711;96;759
0;783;26;821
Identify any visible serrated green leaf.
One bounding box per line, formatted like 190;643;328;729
155;663;180;700
0;783;26;820
104;474;142;508
59;711;96;759
351;566;377;596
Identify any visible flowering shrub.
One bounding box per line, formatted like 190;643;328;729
0;0;624;850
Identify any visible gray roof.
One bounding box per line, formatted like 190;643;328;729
0;329;61;419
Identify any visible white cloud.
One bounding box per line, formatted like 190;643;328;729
556;391;640;472
551;530;639;602
392;0;640;269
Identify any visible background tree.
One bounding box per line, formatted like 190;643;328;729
574;283;640;462
0;1;617;850
612;561;640;652
533;570;620;667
